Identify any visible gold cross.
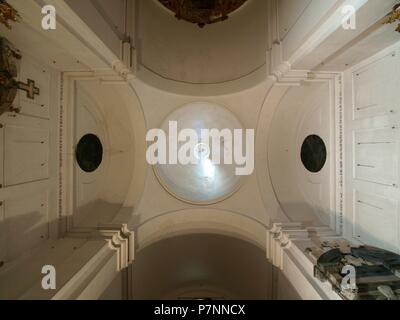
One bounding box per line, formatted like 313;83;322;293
17;78;40;99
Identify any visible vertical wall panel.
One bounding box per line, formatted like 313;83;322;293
345;43;400;254
0;200;4;263
17;58;51;119
4;125;49;186
353;52;399;120
0;52;58;264
354;128;399;187
354;191;399;253
4;191;49;261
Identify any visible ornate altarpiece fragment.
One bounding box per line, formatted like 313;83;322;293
0;37;20;115
0;38;42;115
0;0;20;29
311;243;400;300
384;3;400;33
158;0;247;28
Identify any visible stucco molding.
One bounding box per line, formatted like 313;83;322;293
267;222;342;300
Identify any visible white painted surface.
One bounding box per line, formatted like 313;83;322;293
281;0;338;61
138;0;268;84
344;42;400;254
18;58;51;119
130;77;272;230
71;81;137;228
4;126;49;186
4;192;49;261
0;53;59;266
99;272;123;300
278;0;312;40
154;102;244;204
275;271;301;300
268;82;335;226
5;0;107;71
296;0;399;71
132;234;272;299
3;0;400;300
65;0;125;59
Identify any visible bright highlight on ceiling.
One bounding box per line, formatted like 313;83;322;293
154;102;243;204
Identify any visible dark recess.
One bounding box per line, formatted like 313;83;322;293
76;134;103;173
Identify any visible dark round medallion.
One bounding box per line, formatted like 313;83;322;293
301;135;327;173
76;134;103;173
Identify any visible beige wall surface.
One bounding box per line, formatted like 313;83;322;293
138;0;268;84
132;234;273;300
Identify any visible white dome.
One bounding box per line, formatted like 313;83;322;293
154;102;244;204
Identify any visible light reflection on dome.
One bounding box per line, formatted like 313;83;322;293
154;102;243;204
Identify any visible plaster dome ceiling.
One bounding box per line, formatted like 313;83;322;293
158;0;248;28
139;0;268;84
154;102;243;204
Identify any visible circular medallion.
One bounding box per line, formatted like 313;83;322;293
76;134;103;173
301;135;327;173
154;102;244;204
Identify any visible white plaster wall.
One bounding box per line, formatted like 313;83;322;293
132;234;273;300
72;81;145;228
128;76;273;236
295;0;399;71
65;0;125;58
137;0;268;84
277;0;312;40
274;271;301;300
268;82;335;226
126;68;337;246
56;0;342;245
278;0;338;61
99;272;124;300
0;50;60;265
343;41;400;254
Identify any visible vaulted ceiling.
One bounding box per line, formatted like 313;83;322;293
139;0;268;84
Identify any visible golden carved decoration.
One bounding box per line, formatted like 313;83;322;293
0;0;20;29
159;0;247;28
384;4;400;33
0;38;21;115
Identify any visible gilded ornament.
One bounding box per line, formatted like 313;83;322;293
0;0;20;29
384;3;400;33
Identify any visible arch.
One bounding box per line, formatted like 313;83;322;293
134;208;268;251
132;233;273;300
255;83;291;223
112;82;148;224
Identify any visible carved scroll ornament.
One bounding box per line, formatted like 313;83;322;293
159;0;247;28
0;0;20;29
0;38;21;115
384;3;400;33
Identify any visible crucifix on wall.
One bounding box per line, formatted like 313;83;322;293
1;37;43;116
17;78;40;99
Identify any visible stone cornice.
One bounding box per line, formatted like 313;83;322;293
267;222;344;300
